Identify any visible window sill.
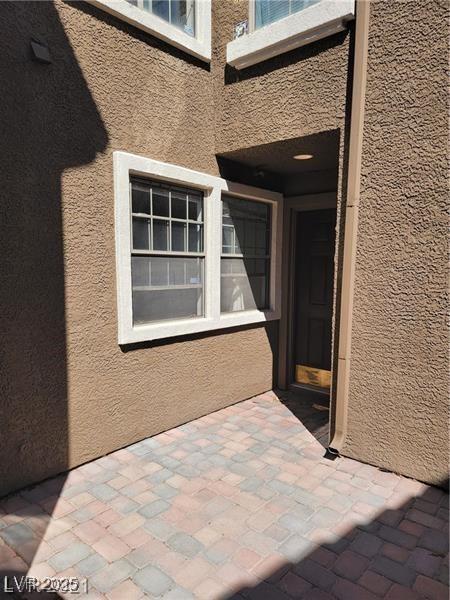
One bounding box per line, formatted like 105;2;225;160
120;310;279;344
226;0;355;70
88;0;211;63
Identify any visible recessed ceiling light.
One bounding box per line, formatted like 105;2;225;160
293;154;313;160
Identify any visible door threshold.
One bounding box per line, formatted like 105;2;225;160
288;382;330;397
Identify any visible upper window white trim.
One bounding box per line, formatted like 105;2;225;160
227;0;355;69
114;151;283;344
88;0;211;62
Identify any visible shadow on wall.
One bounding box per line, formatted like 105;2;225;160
225;478;449;600
0;0;107;592
224;27;350;85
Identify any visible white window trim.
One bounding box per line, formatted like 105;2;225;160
227;0;355;70
114;151;283;344
88;0;211;63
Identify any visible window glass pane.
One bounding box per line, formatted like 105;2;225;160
234;218;245;254
132;185;150;214
171;221;186;252
153;219;169;251
131;256;150;286
152;0;170;22
222;226;234;253
169;258;185;286
221;258;269;313
150;257;169;286
125;0;195;36
132;218;150;250
132;256;204;323
222;196;270;256
255;0;321;29
255;222;269;255
171;0;195;35
186;257;203;284
255;0;289;28
188;224;203;252
152;188;170;218
221;196;271;313
171;191;187;220
188;194;203;221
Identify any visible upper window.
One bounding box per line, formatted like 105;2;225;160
227;0;355;69
125;0;195;36
221;196;271;313
130;179;204;324
88;0;211;62
254;0;320;29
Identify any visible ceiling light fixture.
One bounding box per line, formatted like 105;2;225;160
293;154;313;160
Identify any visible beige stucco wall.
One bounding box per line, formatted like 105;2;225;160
2;0;445;497
342;0;449;486
1;0;351;497
0;0;270;496
212;1;350;154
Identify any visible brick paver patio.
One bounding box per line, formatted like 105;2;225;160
0;392;448;599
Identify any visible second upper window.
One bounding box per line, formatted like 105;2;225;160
254;0;320;29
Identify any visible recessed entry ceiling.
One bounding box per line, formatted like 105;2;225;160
218;130;340;175
216;129;340;195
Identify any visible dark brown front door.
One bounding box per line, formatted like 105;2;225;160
294;209;336;389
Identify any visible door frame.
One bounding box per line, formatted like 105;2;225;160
278;192;337;392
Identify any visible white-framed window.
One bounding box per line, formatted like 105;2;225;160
130;178;205;324
114;152;282;344
88;0;211;62
227;0;355;69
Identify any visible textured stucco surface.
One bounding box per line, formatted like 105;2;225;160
2;0;445;497
342;0;449;486
212;1;350;154
0;0;276;497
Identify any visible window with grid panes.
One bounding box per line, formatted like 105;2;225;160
221;195;270;313
131;178;204;324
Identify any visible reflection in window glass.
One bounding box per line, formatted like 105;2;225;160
133;218;150;250
171;221;186;252
153;219;169;251
132;256;203;323
125;0;196;36
221;196;270;313
130;179;204;324
255;0;321;29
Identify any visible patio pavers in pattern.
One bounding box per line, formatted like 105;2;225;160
0;391;448;599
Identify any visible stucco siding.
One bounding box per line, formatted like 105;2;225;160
212;0;350;153
343;0;449;486
0;0;274;496
1;0;446;497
